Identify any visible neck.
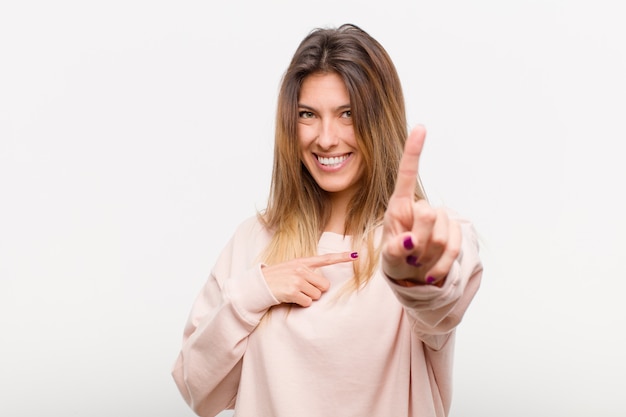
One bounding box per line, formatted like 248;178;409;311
324;192;352;234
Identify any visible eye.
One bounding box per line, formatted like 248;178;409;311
299;110;315;119
341;110;352;118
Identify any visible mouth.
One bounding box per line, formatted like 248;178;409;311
316;153;351;167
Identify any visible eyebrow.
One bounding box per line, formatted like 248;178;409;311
297;103;351;112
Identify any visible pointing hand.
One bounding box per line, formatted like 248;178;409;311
262;251;358;306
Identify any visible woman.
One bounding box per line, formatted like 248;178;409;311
172;23;483;417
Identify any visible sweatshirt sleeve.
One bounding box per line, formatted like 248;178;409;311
385;210;483;350
171;218;279;417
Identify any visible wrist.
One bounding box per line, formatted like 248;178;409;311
387;275;446;288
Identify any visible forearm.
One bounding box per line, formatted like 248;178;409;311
385;218;483;345
172;266;279;415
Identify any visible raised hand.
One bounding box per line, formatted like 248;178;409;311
382;125;461;286
261;252;358;307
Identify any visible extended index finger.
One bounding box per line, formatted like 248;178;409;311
392;124;426;199
305;251;358;268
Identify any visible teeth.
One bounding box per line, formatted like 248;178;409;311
318;154;348;166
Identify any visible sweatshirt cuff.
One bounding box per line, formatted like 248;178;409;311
224;264;280;326
383;260;463;310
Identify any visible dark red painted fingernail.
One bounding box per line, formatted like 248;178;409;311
350;252;359;259
426;276;436;284
406;255;421;267
403;236;414;250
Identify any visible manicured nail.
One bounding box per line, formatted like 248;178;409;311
350;252;359;259
403;236;414;250
406;255;421;267
426;276;436;284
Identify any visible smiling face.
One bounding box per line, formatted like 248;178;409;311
297;72;364;201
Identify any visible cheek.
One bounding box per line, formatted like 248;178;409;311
346;132;359;150
296;135;306;155
297;126;315;149
340;124;357;145
296;136;310;165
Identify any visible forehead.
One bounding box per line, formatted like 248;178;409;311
299;72;349;104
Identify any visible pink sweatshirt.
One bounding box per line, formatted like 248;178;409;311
172;212;483;417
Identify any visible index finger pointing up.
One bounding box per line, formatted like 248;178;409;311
392;124;426;199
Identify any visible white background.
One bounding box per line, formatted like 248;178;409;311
1;1;625;416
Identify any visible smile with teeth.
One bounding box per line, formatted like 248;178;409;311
316;153;350;167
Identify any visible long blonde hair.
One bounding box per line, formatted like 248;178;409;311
259;23;426;290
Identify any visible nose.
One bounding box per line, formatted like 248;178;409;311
316;119;339;149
